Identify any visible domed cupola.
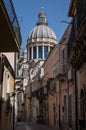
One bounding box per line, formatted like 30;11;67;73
37;7;48;26
27;8;57;62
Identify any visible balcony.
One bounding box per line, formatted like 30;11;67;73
53;61;67;82
76;0;86;30
0;0;21;52
48;78;56;95
67;16;76;58
67;2;86;69
67;68;73;86
68;18;86;69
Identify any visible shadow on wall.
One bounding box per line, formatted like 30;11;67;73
0;94;14;130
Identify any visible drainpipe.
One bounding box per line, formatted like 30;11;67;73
12;94;15;130
59;81;61;128
58;43;61;129
74;69;78;130
58;78;61;129
0;55;4;128
84;85;86;130
67;68;69;130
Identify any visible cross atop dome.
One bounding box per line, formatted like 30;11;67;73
37;7;48;26
41;6;44;12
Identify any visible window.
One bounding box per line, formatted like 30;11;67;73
68;95;72;127
5;93;10;113
44;46;48;58
64;95;67;121
23;70;28;77
40;17;45;23
38;46;42;59
62;48;65;59
33;46;36;59
7;74;10;93
41;17;45;22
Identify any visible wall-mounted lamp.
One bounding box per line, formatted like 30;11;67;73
61;21;73;24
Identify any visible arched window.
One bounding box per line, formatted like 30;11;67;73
38;46;42;59
44;46;48;58
33;46;36;59
39;17;45;23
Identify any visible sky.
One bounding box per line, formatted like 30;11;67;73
13;0;71;52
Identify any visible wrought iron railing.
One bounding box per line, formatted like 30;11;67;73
76;0;86;29
2;0;22;44
67;1;86;58
53;60;67;79
67;16;77;58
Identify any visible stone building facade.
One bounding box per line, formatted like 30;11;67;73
0;1;21;130
68;0;86;130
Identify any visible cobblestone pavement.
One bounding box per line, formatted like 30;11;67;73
16;122;31;130
15;122;59;130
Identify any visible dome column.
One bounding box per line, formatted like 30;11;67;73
48;46;50;53
42;45;44;59
37;46;38;59
31;46;33;60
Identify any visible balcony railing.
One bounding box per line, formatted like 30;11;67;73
67;15;77;58
49;78;56;95
76;0;86;29
53;60;67;81
67;68;73;86
67;2;86;69
2;0;22;44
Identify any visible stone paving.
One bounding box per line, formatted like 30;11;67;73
15;122;59;130
15;122;30;130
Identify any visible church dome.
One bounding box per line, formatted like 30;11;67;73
28;8;57;41
29;25;57;40
27;8;57;61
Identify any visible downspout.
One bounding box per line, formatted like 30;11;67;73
12;94;15;130
0;55;4;128
13;52;17;130
59;81;61;128
58;43;61;129
74;69;78;130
